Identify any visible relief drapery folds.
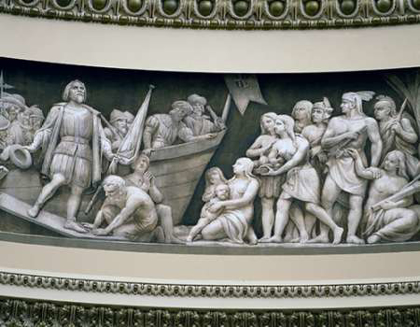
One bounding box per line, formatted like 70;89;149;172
1;63;420;249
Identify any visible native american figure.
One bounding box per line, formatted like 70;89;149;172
317;91;382;245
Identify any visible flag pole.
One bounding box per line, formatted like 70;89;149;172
221;93;232;123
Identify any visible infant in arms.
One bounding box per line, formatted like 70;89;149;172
187;184;230;242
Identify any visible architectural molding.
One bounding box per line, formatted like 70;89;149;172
0;297;419;327
0;271;419;299
1;0;420;30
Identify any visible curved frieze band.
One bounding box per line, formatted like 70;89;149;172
1;271;419;299
0;297;419;327
0;0;420;29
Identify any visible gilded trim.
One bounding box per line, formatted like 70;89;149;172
0;297;419;327
0;0;420;29
0;271;419;298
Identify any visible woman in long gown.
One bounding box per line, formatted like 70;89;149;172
259;115;344;244
200;157;259;245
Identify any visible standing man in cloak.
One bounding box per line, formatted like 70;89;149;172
25;80;115;233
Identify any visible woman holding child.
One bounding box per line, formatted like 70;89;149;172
197;157;260;244
259;114;344;244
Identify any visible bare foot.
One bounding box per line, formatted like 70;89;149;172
299;232;309;244
259;236;282;243
27;204;41;218
346;235;365;245
168;235;185;244
307;234;330;244
258;236;271;242
367;234;381;244
186;235;193;243
64;221;87;234
247;235;258;245
332;227;344;245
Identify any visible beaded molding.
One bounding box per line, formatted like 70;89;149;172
0;271;419;298
0;0;420;29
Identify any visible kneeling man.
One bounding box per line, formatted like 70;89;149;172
91;175;163;241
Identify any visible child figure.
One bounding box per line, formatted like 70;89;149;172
187;183;230;242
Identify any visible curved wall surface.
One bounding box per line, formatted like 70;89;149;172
0;11;420;327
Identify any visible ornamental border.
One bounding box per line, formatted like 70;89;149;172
0;297;419;327
0;271;419;299
1;0;420;30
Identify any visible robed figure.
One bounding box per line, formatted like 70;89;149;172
26;80;115;233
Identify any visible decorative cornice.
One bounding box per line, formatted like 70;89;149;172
0;0;420;29
0;297;419;327
1;271;419;299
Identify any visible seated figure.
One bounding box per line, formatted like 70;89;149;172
349;149;420;244
187;183;230;242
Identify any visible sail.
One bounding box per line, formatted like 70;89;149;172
108;85;154;173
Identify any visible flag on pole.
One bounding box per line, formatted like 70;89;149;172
224;74;267;115
108;85;155;174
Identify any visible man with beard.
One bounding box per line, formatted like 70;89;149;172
318;91;382;244
124;153;183;243
91;175;163;242
25;80;116;233
374;95;419;177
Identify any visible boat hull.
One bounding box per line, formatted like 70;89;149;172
149;130;226;225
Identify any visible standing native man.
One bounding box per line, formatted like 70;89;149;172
374;95;419;177
318;92;383;244
25;80;116;233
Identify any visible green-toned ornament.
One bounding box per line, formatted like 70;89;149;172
198;0;213;15
412;0;420;9
163;0;178;14
305;0;320;15
269;0;285;16
127;0;142;12
340;0;355;14
376;0;392;12
234;0;249;15
55;0;72;7
92;0;107;10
